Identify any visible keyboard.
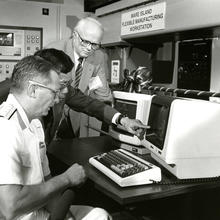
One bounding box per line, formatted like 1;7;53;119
89;149;161;187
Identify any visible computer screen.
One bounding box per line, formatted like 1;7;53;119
0;32;14;46
144;96;173;150
114;99;137;119
112;99;137;137
109;91;153;146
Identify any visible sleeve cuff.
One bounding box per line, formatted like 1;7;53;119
112;112;121;125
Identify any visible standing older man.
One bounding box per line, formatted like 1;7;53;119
0;55;111;220
46;17;112;137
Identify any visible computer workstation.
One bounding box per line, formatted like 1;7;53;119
89;91;220;186
48;91;220;219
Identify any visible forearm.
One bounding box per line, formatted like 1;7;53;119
49;189;75;220
89;89;112;103
7;173;70;219
65;86;117;124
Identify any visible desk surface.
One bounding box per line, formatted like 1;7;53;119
48;136;220;205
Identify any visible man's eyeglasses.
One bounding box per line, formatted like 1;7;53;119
29;80;60;99
76;31;100;50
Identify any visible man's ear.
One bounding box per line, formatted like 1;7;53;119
27;84;36;98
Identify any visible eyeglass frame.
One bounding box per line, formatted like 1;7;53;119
75;31;101;50
29;80;60;99
59;78;73;89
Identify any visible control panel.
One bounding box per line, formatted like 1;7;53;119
0;61;15;82
0;26;42;81
177;39;211;92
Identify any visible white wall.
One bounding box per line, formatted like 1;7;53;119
0;0;85;46
210;38;220;92
59;0;85;41
0;0;58;46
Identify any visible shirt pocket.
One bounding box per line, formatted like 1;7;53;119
89;76;103;91
39;142;46;162
20;153;32;168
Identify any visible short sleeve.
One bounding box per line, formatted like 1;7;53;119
0;118;25;184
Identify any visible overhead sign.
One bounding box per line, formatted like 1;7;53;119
121;2;166;36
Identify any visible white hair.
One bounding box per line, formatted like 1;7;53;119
74;17;104;33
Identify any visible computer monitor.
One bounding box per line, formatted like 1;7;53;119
142;95;220;179
109;91;153;146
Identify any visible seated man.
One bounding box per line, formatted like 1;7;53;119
0;55;111;220
34;48;148;145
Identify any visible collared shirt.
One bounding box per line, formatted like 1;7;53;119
0;94;50;219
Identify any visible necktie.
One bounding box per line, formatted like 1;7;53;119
74;57;83;88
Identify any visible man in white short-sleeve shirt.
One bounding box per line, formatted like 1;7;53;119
0;55;111;220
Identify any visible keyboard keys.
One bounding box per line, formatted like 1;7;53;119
89;149;162;187
96;150;150;177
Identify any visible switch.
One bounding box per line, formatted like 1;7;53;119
42;8;49;15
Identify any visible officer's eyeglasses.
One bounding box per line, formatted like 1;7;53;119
60;79;73;89
29;80;60;99
76;31;100;50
